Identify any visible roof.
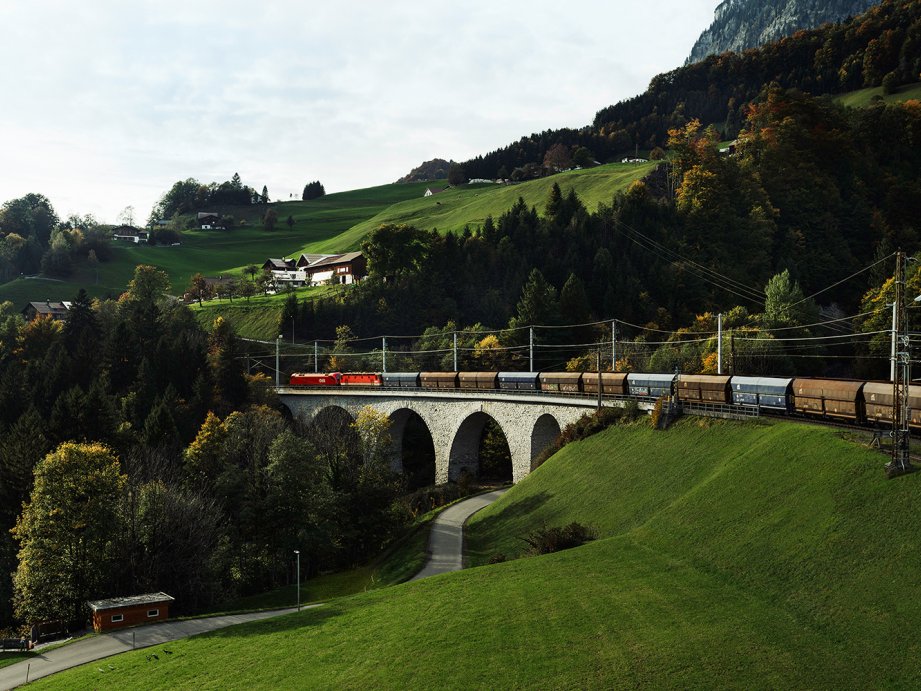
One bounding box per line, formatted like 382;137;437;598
23;301;70;316
111;225;140;235
307;251;363;269
263;258;295;270
297;253;334;266
197;212;220;220
425;187;443;194
88;592;174;611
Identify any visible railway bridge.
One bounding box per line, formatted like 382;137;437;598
277;387;654;483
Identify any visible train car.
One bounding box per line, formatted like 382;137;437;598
340;372;383;386
420;371;459;389
862;381;921;428
626;373;676;398
459;372;499;390
581;372;629;396
382;372;421;388
498;372;540;391
289;372;341;386
729;376;793;411
676;374;732;403
538;372;582;393
792;378;864;420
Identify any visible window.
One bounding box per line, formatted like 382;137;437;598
147;609;159;618
111;614;124;623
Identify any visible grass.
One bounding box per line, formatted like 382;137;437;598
34;417;921;689
837;80;921;108
0;652;34;670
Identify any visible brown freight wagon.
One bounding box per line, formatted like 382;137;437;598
676;375;732;403
459;372;499;390
792;378;864;420
538;372;583;393
420;371;459;389
862;381;921;428
581;372;628;396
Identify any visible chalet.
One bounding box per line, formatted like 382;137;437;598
22;301;70;321
303;251;367;285
197;212;226;230
424;187;444;197
111;225;148;244
87;593;174;633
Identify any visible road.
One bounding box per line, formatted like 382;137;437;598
411;488;508;580
0;607;305;690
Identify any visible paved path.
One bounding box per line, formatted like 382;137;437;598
411;488;508;580
0;607;307;690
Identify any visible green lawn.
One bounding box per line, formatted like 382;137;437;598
0;652;34;670
837;81;921;108
34;418;921;689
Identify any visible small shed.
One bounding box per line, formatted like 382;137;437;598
87;592;174;632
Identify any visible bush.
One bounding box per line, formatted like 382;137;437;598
400;483;469;518
487;553;507;564
522;523;596;556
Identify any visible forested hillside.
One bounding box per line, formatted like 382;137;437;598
462;0;921;180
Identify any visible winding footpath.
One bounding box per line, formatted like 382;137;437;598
411;488;508;580
0;489;507;689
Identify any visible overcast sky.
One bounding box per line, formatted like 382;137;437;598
0;1;718;223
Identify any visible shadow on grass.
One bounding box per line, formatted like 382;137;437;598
196;606;344;639
468;491;553;535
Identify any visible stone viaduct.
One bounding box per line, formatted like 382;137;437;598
277;388;647;484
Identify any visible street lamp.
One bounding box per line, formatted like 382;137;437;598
294;550;300;612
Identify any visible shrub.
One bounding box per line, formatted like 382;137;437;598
400;483;469;518
487;553;507;564
522;523;596;556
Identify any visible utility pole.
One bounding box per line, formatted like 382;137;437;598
611;320;617;371
717;312;723;375
294;550;300;612
529;326;534;372
453;331;458;371
314;341;319;373
888;250;913;478
891;300;898;382
596;344;603;410
382;337;387;373
275;335;282;387
730;330;736;376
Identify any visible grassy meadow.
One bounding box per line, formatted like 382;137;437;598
837;80;921;108
34;418;921;689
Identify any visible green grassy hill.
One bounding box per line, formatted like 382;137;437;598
34;418;921;689
837;80;921;108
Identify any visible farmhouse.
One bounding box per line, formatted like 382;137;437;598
424;187;444;197
22;301;70;321
87;592;174;633
197;212;226;230
111;225;148;243
263;252;366;287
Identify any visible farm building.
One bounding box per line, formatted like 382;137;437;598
87;592;174;632
22;301;70;321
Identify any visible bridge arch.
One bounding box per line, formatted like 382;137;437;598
530;413;562;470
389;408;436;488
448;411;512;483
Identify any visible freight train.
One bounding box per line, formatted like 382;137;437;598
288;371;921;428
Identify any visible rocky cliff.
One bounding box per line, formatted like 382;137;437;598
687;0;879;64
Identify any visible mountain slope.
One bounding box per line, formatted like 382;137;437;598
687;0;879;64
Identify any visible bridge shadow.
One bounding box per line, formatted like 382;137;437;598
466;491;553;561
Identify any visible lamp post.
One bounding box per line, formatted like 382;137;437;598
294;550;300;612
275;335;282;387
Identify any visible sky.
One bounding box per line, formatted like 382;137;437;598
0;1;718;224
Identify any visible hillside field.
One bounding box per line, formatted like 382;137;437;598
33;418;921;689
836;80;921;108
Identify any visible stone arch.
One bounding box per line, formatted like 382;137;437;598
448;411;512;482
530;413;562;471
389;408;436;487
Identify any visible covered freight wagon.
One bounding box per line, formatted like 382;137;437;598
730;376;793;411
498;372;540;391
627;373;675;398
792;378;864;420
676;374;731;403
538;372;582;393
421;371;459;389
863;381;921;428
382;372;421;388
459;372;499;390
581;372;628;396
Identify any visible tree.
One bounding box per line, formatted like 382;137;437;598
360;224;431;280
13;442;126;624
263;209;278;231
261;186;269;205
351;406;392;467
572;146;595;168
762;269;819;329
117;206;135;227
209;317;247;413
447;163;467;186
189;273;211;305
122;264;170;304
286;215;295;228
543;143;572;172
302;181;326;201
